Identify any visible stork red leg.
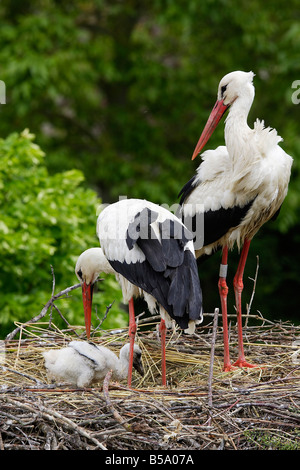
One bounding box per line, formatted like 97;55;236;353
127;297;137;387
159;319;167;386
218;245;234;371
232;239;257;368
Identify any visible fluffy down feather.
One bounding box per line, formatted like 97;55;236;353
43;342;144;387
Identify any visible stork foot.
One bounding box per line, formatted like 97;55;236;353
223;363;237;372
232;358;258;369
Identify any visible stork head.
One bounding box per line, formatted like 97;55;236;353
75;248;114;338
192;71;255;160
120;344;145;377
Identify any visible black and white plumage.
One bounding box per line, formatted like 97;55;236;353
100;199;203;331
75;198;203;386
43;341;144;388
178;71;293;371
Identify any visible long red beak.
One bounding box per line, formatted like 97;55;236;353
191;99;229;160
82;282;94;338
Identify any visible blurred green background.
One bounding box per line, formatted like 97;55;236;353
0;0;299;338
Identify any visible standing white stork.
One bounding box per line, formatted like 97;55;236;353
75;198;203;386
179;71;292;371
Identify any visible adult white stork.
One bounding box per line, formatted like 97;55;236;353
179;71;293;371
75;198;203;386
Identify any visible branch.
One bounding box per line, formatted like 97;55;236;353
51;303;81;337
246;255;259;325
93;301;115;334
208;308;219;408
0;365;46;386
103;370;132;432
3;396;107;450
6;283;81;341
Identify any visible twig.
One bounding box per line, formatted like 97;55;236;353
0;365;46;386
93;301;115;334
208;308;219;408
103;370;132;432
246;255;259;326
51;303;81;337
3;396;107;450
204;310;275;325
49;265;56;327
6;283;81;341
39;423;59;450
0;432;4;451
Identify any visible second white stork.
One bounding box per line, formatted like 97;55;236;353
75;198;203;386
179;71;293;371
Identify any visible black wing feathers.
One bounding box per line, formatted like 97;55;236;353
166;250;201;320
126;207;165;271
110;207;202;329
203;200;255;246
181;199;256;248
271;205;281;221
178;171;257;247
178;174;197;205
159;218;193;267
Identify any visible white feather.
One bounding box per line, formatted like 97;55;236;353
76;198;202;334
181;71;293;255
42;342;142;387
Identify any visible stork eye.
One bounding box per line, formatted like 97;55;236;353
221;84;227;97
77;268;83;280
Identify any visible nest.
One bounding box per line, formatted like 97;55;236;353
1;307;300;451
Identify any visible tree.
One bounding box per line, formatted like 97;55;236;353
0;0;299;322
0;130;125;338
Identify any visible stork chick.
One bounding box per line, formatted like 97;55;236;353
42;341;144;387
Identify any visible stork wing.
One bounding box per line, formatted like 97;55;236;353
182;200;255;248
108;207;202;329
178;174;198;206
69;341;107;369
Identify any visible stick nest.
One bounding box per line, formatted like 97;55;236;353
1;314;300;450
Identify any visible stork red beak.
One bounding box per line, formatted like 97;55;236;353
191;99;229;160
82;282;94;339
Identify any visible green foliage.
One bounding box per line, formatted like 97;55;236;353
0;0;299;201
0;1;299;323
0;130;125;338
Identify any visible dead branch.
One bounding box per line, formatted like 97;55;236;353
2;396;107;450
246;255;260;325
208;308;219;408
0;365;46;386
103;370;132;432
6;283;81;341
93;301;115;334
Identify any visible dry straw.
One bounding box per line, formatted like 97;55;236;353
1;308;300;449
1;279;300;450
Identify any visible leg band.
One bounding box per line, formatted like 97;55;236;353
219;263;228;278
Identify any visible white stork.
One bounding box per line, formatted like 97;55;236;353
75;198;203;386
43;341;144;387
179;71;293;371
